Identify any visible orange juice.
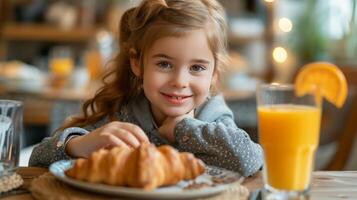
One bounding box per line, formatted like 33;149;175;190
258;104;321;190
84;50;102;80
50;58;74;76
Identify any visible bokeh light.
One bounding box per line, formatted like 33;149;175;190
273;47;288;63
278;18;293;32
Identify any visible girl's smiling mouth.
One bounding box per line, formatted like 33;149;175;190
160;92;193;105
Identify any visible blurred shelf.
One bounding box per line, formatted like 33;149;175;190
0;80;101;126
2;23;97;42
0;80;100;101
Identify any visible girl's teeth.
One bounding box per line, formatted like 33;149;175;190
171;96;183;100
166;94;187;100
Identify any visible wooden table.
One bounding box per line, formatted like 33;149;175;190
2;168;357;200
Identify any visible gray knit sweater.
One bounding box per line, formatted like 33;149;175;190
29;94;263;177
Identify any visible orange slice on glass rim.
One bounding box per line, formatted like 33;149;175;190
294;62;348;108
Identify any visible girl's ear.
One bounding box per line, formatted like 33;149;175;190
129;48;141;76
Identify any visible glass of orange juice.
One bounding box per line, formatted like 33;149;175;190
49;46;74;76
257;83;321;199
49;46;74;88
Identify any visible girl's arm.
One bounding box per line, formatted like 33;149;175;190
29;127;89;167
174;115;263;177
29;120;149;167
30;117;108;167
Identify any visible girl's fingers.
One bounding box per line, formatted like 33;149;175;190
110;128;141;148
112;122;150;144
187;109;195;118
104;134;131;149
104;143;132;151
185;109;195;117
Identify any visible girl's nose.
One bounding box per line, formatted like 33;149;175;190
170;70;189;88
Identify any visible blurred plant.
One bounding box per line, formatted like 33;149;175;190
336;0;357;64
289;0;357;65
288;0;329;64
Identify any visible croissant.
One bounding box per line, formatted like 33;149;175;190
65;143;205;190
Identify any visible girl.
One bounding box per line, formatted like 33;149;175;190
30;0;263;177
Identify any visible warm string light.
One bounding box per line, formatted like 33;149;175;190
278;18;293;32
273;47;287;63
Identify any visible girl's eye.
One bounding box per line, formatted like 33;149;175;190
157;61;172;69
190;65;206;72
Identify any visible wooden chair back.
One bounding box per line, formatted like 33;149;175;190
321;66;357;170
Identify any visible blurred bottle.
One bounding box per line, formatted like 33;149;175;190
84;48;102;80
84;29;115;80
49;46;74;88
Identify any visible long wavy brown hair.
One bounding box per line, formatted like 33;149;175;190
61;0;229;129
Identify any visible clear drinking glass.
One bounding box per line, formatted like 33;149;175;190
256;84;321;199
0;100;23;177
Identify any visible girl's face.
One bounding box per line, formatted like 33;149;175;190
132;29;215;124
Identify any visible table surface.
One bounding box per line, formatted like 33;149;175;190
2;167;357;200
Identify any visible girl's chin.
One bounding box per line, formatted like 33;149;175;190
163;109;192;117
164;112;189;118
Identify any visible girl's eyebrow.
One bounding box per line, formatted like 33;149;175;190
153;53;210;64
192;59;210;64
152;54;173;59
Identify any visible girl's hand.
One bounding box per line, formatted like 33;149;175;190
158;110;194;143
66;122;149;158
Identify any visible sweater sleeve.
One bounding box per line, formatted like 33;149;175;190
29;115;111;167
29;127;90;167
174;116;263;177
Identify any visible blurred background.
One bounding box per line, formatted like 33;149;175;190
0;0;356;170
